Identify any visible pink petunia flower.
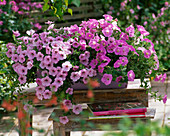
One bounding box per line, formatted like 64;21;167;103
50;83;58;92
12;5;19;12
18;55;25;63
36;78;42;86
54;77;63;88
52;55;59;64
70;72;80;82
46;63;53;70
63;100;72;109
26;29;35;36
27;61;33;69
121;46;129;56
101;74;113;85
17;46;22;54
127;70;135;81
89;39;99;49
84;51;90;59
143;21;148;26
66;88;73;95
44;56;51;64
89;59;98;69
62;61;72;72
11;54;19;62
103;14;113;21
59;116;69;124
114;47;122;55
0;21;3;25
72;41;80;48
98;65;104;73
116;76;123;83
41;70;48;77
161;73;167;83
28;50;36;60
21;50;27;56
41;76;52;87
34;23;42;30
6;49;13;58
39;61;46;69
119;57;128;66
144;50;151;58
79;69;88;77
46;46;51;54
35;86;45;93
88;68;96;77
154;74;162;81
18;75;27;84
73;66;79;71
137;5;140;10
47;24;54;30
102;27;113;37
57;52;66;61
43;90;52;99
126;25;135;37
163;94;167;104
57;72;67;81
85;32;94;39
130;9;134;14
114;60;122;68
36;91;43;100
49;67;57;76
12;30;20;37
73;104;83;115
83;76;89;84
18;66;27;75
79;54;86;60
137;25;149;36
23;104;33;112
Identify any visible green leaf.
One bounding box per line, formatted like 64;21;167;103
43;4;50;12
72;0;80;7
68;8;73;16
64;0;68;6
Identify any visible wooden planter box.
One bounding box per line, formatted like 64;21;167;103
17;79;151;136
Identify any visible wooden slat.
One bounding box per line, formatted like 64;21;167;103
50;108;156;131
29;11;102;22
54;21;82;28
80;0;100;3
40;21;82;29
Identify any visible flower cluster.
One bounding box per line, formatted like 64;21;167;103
0;0;42;41
102;0;169;70
142;3;170;70
6;14;166;124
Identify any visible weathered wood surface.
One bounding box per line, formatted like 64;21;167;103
50;108;155;132
17;88;148;107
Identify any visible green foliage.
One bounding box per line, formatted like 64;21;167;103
102;118;170;136
101;0;169;71
72;0;80;7
42;0;80;19
0;0;42;43
0;42;18;105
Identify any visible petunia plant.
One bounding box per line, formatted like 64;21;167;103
6;15;166;124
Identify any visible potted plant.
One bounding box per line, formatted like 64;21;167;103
6;14;166;124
